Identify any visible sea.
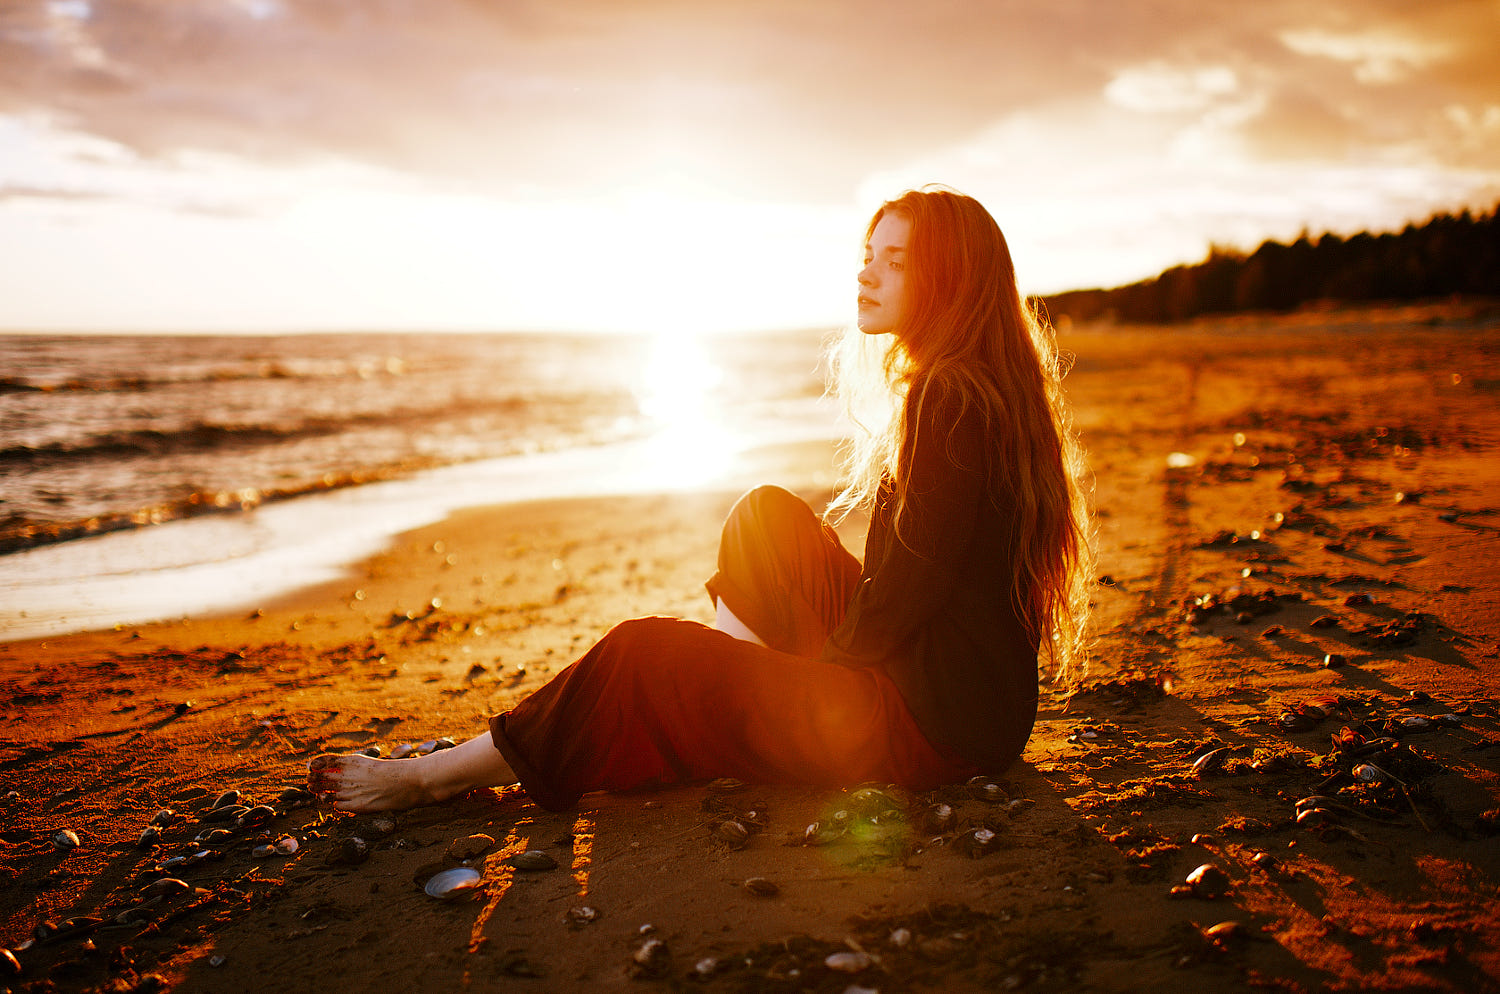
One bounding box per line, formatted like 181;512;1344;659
0;329;842;640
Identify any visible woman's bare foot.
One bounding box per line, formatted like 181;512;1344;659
307;733;518;813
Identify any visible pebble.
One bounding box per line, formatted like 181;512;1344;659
53;830;80;850
1323;653;1348;668
742;877;779;897
447;834;495;861
1184;863;1229;899
630;938;670;978
825;951;871;973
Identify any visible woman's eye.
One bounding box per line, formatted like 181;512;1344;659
889;261;904;271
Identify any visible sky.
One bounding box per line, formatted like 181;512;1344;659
1;0;1497;334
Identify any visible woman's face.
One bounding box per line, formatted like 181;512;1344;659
857;211;911;337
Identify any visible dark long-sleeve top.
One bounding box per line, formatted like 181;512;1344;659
819;377;1039;772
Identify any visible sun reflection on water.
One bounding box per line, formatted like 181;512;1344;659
634;332;744;489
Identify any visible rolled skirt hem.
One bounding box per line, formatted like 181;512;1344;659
489;713;580;812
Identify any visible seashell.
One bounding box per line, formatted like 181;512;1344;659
693;956;720;978
361;746;381;758
504;850;558;871
802;820;845;846
53;830;80;850
889;927;912;948
326;837;369;866
150;809;177;826
1203;921;1248;945
251;844;277;858
424;866;481;900
416;739;440;755
706;777;746;794
1277;711;1317;732
202;804;248;824
390;743;417;759
209;955;227;967
564;906;597;926
235;805;276;830
742;877;779;897
714;820;751;849
1310;615;1340;629
1352;763;1390;784
921;803;955;834
140;877;191;899
366;816;396;838
430;737;457;751
1251;851;1276;869
1185;863;1229;898
137;827;160;848
275;787;316;810
2;948;21;976
1434;713;1463;727
210;789;241;810
275;836;299;855
1344;593;1374;606
1323;653;1348;668
1004;798;1035;818
1191;747;1231;778
971;780;1008;803
824;951;871;973
630;937;670;978
193;828;232;846
956;827;999;858
1296;807;1334;828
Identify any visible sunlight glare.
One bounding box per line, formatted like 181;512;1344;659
635;332;743;488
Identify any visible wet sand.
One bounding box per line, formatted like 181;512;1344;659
2;302;1499;993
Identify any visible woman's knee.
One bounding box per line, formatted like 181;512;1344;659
725;485;817;535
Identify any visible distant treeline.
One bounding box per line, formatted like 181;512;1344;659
1041;202;1500;325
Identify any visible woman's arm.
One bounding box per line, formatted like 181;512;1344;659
822;379;986;665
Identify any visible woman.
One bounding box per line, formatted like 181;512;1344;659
308;187;1090;814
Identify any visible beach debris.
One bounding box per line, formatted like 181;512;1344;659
210;955;228;967
446;833;495;861
326;837;370;866
824;950;872;973
235;804;276;830
504;850;558;871
1203;921;1250;948
714;820;752;850
1183;863;1229;899
140;877;192;899
424;867;482;900
202;804;248;824
743;877;780;897
564;906;598;926
803;819;846;847
1352;763;1393;784
276;787;317;810
53;829;80;850
921;802;956;834
955;827;1000;858
967;775;1009;803
1191;747;1233;778
629;937;671;978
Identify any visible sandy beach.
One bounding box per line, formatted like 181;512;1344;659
3;303;1499;993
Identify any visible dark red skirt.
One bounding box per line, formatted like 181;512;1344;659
488;486;976;810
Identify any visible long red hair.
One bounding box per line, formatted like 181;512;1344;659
828;187;1092;677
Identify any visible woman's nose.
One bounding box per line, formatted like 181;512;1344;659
858;265;875;286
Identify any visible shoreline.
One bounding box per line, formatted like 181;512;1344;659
0;430;845;643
